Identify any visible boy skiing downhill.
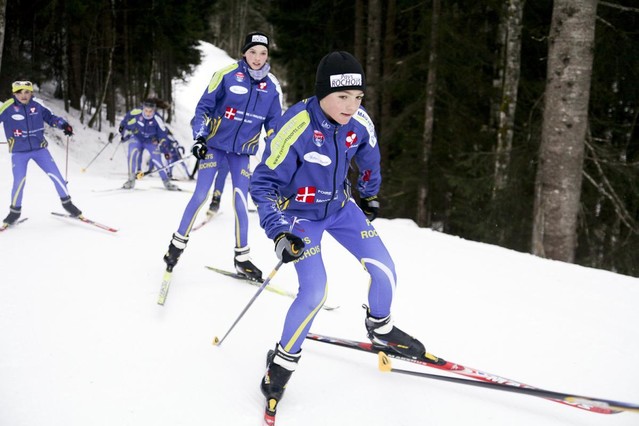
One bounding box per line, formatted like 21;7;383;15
250;51;428;424
1;80;82;227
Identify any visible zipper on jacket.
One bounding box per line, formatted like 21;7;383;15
21;102;34;151
231;75;254;152
324;126;341;219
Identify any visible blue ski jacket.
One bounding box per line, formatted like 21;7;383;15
0;96;69;153
250;96;381;239
119;108;169;145
191;59;282;155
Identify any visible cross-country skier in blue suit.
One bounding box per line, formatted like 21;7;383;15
163;31;283;280
118;99;179;191
249;52;429;420
1;80;82;227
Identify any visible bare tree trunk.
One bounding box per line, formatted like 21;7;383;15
532;0;598;262
79;30;95;124
354;0;366;61
61;22;70;112
123;7;131;111
0;0;7;75
493;0;524;197
238;0;249;55
66;5;83;111
88;0;116;128
416;0;440;227
365;0;382;123
380;0;396;172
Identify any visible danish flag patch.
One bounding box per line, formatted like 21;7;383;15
295;186;316;203
224;107;237;120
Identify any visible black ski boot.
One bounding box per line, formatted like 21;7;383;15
3;205;21;225
364;305;426;359
234;246;263;281
163;232;188;270
207;192;221;216
261;343;301;417
61;196;82;217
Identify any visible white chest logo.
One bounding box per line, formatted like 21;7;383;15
304;151;332;166
229;85;248;95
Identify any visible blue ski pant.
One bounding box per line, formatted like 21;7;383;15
126;139;169;181
212;156;230;197
279;200;396;354
8;148;70;207
176;148;251;246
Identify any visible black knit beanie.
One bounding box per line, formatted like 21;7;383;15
241;32;269;54
315;51;365;100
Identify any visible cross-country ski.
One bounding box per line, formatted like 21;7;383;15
51;212;118;233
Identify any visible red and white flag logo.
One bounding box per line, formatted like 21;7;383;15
13;129;23;137
224;107;237;120
295;186;316;203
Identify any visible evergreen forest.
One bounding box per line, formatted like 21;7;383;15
1;0;638;277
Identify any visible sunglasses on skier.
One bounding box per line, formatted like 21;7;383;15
12;81;34;93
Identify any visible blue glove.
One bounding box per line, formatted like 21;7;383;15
192;137;208;160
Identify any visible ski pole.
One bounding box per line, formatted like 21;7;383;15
213;260;284;347
81;142;111;172
189;159;199;179
65;135;70;181
377;352;638;414
136;154;193;180
109;134;124;160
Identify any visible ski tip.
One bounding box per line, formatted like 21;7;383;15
263;399;278;425
378;352;392;372
263;412;276;426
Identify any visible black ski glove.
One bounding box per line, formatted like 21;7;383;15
274;232;305;263
359;195;380;221
192;137;208;160
63;124;74;136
